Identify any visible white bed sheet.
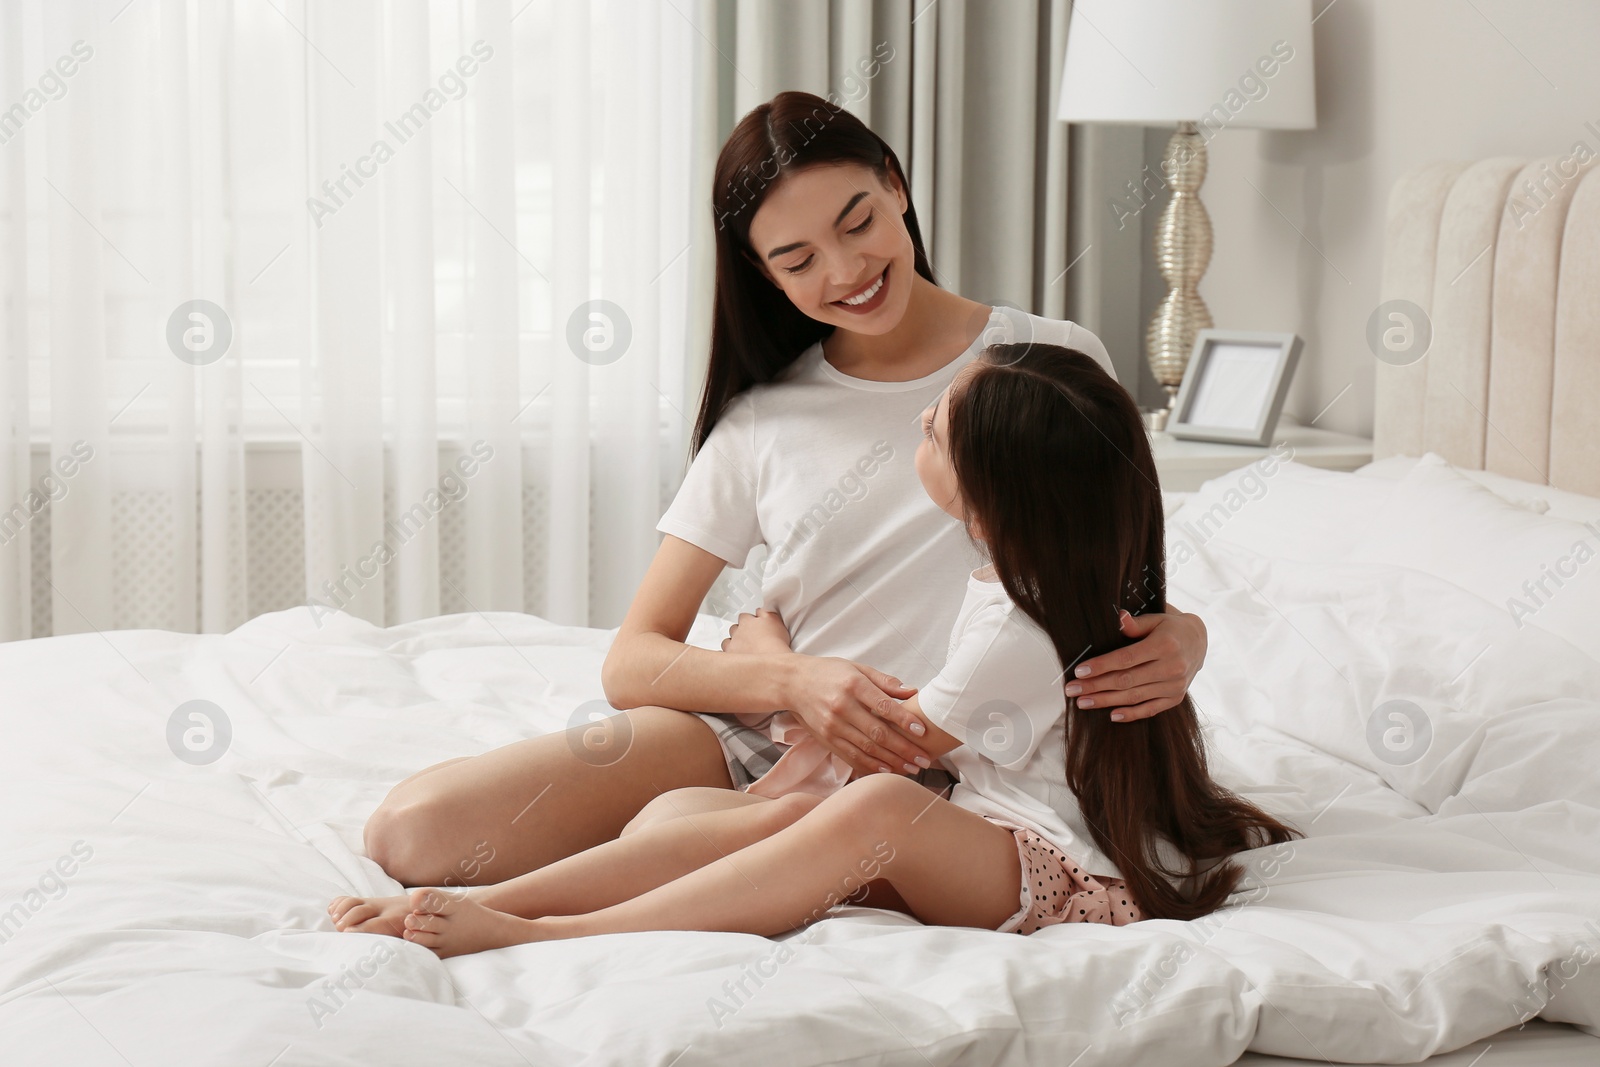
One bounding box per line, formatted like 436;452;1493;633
3;466;1599;1066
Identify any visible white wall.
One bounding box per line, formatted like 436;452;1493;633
1157;0;1600;436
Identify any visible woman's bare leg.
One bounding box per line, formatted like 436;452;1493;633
331;788;893;936
334;789;809;935
617;783;777;837
400;774;1024;957
361;706;737;887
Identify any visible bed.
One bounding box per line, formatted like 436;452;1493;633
3;158;1598;1065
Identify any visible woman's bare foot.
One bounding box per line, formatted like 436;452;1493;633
328;894;415;937
402;887;544;958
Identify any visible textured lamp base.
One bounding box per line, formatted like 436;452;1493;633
1148;121;1213;416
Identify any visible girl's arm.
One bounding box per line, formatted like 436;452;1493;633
891;693;963;759
722;609;961;765
602;535;938;776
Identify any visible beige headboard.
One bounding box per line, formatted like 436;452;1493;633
1373;157;1600;496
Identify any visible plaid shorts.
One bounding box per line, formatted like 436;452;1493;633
691;711;958;798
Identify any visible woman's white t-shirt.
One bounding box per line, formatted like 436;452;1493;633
916;571;1121;878
657;308;1116;690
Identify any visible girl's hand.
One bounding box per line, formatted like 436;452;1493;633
1065;607;1207;722
720;609;793;655
781;655;936;778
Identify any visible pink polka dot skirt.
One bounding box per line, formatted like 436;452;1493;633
989;819;1145;935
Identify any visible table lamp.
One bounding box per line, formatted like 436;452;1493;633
1058;0;1316;427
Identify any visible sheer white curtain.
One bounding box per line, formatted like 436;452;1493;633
0;0;709;641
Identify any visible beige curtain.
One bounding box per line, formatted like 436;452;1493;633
712;0;1078;319
1064;123;1159;399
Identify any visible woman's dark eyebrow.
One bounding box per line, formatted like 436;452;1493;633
765;191;871;260
831;190;870;227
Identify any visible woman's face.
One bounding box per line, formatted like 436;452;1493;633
745;163;915;335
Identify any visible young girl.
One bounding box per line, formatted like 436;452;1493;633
333;343;1299;955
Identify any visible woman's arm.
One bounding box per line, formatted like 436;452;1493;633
1064;606;1207;722
601;535;789;713
722;618;960;762
602;535;938;775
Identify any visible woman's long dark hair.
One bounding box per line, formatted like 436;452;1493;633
948;343;1302;921
694;91;937;455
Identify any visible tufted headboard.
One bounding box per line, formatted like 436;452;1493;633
1373;157;1600;496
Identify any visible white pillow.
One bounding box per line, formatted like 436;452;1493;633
1355;454;1600;526
1166;457;1402;568
1348;453;1600;663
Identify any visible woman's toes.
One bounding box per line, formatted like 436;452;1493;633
336;904;376;930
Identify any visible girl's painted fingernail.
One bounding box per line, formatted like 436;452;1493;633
908;722;926;735
1111;712;1126;722
914;756;931;768
1079;698;1095;707
903;762;919;774
1064;684;1082;696
1075;664;1091;678
878;765;892;774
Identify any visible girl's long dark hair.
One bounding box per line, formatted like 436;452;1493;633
948;343;1302;921
694;91;937;454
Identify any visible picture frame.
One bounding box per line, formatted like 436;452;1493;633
1166;330;1303;446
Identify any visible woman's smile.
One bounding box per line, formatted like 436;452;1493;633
832;265;890;314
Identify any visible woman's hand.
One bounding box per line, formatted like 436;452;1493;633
1066;606;1207;722
779;655;936;778
721;609;793;655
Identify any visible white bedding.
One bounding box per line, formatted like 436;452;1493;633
3;458;1599;1066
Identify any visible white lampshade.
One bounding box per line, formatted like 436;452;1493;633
1058;0;1317;130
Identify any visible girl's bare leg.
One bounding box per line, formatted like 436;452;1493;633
331;787;897;936
360;706;737;887
401;774;1023;957
468;789;821;917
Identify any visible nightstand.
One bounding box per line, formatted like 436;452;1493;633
1149;417;1373;492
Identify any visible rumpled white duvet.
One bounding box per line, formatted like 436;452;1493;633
3;454;1598;1066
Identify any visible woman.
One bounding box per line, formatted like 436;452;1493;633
353;92;1207;918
